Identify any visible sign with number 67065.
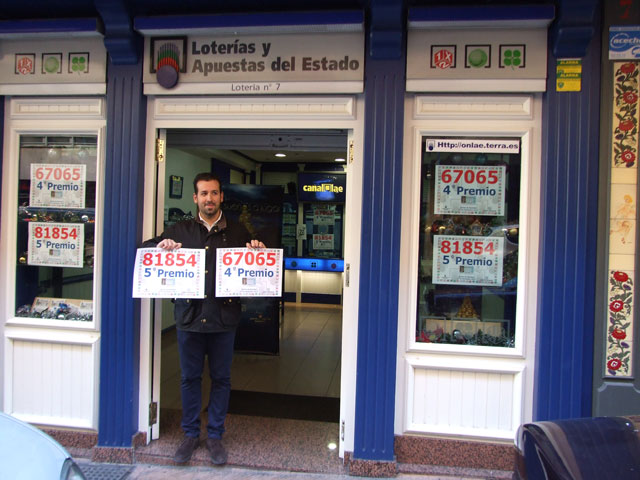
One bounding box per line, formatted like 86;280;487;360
216;248;283;297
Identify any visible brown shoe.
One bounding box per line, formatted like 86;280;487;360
173;436;199;464
206;438;228;465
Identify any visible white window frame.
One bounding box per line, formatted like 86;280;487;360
396;94;542;440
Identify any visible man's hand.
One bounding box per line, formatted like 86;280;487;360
246;239;266;249
157;239;182;251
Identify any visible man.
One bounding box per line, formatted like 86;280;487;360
144;172;264;465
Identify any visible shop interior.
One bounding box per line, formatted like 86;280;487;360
158;128;348;425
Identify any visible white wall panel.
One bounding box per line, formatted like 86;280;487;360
409;363;518;439
5;332;98;429
300;271;342;294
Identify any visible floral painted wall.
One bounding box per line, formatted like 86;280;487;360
606;61;638;377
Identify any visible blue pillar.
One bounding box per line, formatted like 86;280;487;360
353;0;405;461
98;59;147;446
535;2;601;420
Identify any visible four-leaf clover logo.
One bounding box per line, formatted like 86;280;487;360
69;53;89;74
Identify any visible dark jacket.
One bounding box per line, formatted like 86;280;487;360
142;213;251;332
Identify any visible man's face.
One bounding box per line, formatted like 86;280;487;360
193;179;223;221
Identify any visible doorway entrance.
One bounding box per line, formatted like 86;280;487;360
157;128;347;422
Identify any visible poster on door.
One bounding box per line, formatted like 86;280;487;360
28;222;84;268
29;163;86;209
434;165;506;216
433;235;504;286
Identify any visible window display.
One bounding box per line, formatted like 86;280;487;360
416;136;520;347
14;135;98;322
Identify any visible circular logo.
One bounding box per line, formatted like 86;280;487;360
44;57;59;73
468;49;487;68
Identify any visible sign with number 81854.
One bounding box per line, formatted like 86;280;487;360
132;248;205;298
433;235;504;286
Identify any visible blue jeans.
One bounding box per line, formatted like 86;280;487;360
176;329;236;439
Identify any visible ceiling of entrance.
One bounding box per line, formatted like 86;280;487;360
167;129;348;166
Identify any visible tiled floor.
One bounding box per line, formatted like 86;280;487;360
160;303;342;410
142;304;345;474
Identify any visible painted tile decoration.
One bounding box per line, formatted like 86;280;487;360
613;62;638;168
606;61;639;378
606;270;634;376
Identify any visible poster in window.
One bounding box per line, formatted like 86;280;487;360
313;205;336;225
29;163;86;209
434;165;506;216
433;235;503;286
28;222;84;268
313;234;334;250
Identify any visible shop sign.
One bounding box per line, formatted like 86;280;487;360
407;28;548;91
215;248;283;297
0;38;106;93
29;164;86;209
298;173;346;203
28;222;84;268
433;235;504;286
609;26;640;60
133;248;205;298
143;33;363;94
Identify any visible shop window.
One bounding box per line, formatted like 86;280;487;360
15;135;97;323
416;136;520;347
302;203;344;259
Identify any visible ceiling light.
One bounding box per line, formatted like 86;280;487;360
334;157;346;162
275;153;286;158
327;442;337;450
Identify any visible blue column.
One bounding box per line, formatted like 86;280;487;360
535;4;601;420
353;0;405;461
98;59;147;446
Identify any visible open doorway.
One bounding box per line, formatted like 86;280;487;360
156;128;347;428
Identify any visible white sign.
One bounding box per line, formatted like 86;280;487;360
28;222;84;268
216;248;283;297
433;235;503;286
313;234;334;250
132;248;205;298
426;138;520;154
30;164;86;209
435;165;506;216
609;26;640;60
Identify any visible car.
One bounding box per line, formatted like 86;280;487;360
514;415;640;479
0;411;86;479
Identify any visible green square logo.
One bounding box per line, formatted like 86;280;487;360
69;53;89;74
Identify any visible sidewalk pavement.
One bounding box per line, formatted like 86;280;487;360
77;460;483;480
